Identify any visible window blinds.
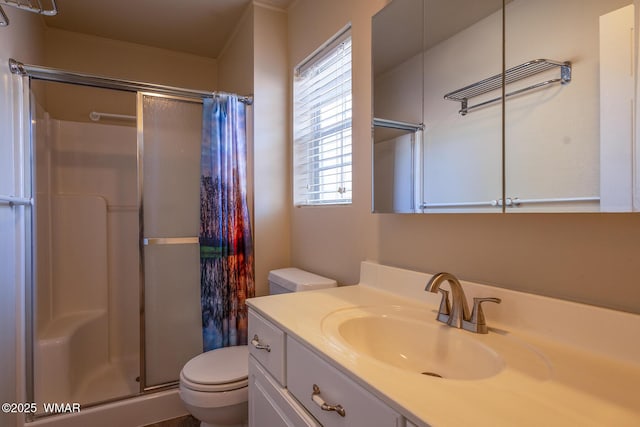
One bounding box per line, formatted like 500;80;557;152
293;28;352;206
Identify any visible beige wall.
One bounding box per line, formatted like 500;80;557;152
42;28;218;123
288;0;640;314
288;0;385;283
252;4;291;296
218;2;290;297
218;6;254;96
0;8;45;427
44;27;218;88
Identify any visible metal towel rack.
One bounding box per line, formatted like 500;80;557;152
89;111;136;122
373;117;424;133
421;196;599;209
0;195;32;207
0;0;58;27
509;196;599;207
444;59;572;116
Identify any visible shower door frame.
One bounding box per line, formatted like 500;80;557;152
10;59;253;418
137;91;204;393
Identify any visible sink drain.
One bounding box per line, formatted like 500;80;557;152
421;371;443;378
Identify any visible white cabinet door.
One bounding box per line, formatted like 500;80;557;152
249;355;320;427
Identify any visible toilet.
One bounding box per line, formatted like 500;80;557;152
179;268;336;427
179;346;249;427
267;267;338;295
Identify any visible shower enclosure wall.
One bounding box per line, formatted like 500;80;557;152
33;87;140;406
13;62;238;422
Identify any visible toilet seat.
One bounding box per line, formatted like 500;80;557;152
180;372;248;392
180;345;248;393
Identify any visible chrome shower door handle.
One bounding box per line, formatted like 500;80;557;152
142;237;199;246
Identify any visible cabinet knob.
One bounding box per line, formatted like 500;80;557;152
312;384;346;417
251;334;271;352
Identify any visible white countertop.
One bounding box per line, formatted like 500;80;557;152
247;262;640;426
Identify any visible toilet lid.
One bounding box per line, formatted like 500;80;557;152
182;345;248;385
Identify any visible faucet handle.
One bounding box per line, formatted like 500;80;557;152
468;297;501;334
435;289;451;323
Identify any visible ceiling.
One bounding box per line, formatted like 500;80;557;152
42;0;293;59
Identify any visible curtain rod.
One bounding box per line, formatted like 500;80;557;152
8;59;253;105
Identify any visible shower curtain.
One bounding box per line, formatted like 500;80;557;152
200;95;254;352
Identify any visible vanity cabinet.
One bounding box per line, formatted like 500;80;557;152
248;308;407;427
248;355;320;427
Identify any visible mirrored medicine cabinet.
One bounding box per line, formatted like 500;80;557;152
372;0;640;213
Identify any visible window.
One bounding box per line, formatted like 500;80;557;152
293;27;352;206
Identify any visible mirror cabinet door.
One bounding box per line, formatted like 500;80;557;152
421;0;504;213
505;0;636;212
372;0;425;213
372;0;505;213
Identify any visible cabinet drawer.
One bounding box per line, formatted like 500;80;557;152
248;309;286;386
286;336;403;427
249;355;320;427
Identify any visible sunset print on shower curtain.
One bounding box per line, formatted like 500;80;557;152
200;95;254;351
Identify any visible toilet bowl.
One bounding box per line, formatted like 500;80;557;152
179;345;249;427
180;269;336;426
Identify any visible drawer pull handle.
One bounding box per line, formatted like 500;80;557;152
251;334;271;352
312;384;346;417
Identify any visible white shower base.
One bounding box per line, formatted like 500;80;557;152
35;309;139;406
72;355;139;405
24;389;187;427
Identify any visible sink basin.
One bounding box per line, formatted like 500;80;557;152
322;306;551;381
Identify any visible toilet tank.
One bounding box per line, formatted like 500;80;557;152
268;268;337;295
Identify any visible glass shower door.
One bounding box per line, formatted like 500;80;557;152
29;81;140;412
138;93;203;389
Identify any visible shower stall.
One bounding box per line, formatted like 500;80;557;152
10;59;252;424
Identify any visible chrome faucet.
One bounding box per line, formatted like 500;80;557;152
425;272;501;334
